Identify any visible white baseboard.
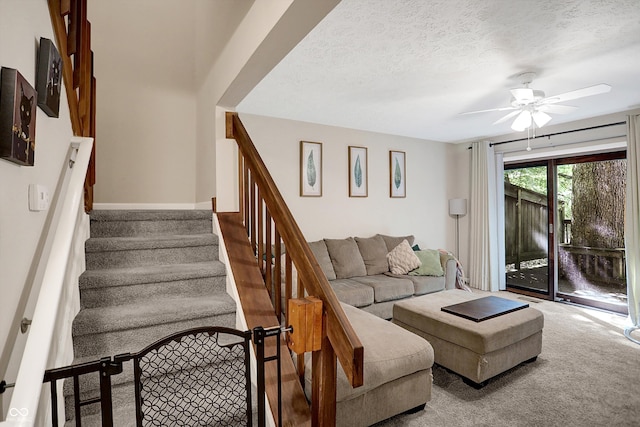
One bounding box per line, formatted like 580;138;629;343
92;203;206;210
194;201;213;210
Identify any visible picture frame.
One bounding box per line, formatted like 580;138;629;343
348;146;368;197
300;141;323;197
390;150;406;198
0;67;37;166
36;37;62;118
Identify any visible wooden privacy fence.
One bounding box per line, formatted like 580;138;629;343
559;245;626;284
504;182;549;268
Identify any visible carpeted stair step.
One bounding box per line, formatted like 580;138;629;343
65;399;136;427
65;210;238;426
64;378;136;423
89;209;213;238
85;234;218;269
72;295;236;358
79;261;227;308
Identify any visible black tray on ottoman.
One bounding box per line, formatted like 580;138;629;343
441;295;529;322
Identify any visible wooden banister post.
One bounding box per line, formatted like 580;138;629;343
311;317;337;426
225;111;235;138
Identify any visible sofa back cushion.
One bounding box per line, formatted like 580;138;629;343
409;249;444;276
355;235;389;275
378;234;416;252
387;239;421;275
324;237;367;279
308;240;337;281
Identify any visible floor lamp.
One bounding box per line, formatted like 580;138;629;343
449;198;467;258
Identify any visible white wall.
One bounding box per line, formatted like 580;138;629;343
207;0;339;210
239;113;451;249
88;0;198;205
86;0;336;207
0;0;73;415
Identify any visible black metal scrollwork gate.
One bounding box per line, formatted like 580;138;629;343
2;325;286;427
121;326;253;426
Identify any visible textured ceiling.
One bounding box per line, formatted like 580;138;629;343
237;0;640;143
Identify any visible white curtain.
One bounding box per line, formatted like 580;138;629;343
495;152;506;290
469;141;504;291
625;114;640;343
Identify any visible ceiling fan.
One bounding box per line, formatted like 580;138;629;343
461;72;611;132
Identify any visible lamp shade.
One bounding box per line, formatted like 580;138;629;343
511;110;532;132
449;198;467;216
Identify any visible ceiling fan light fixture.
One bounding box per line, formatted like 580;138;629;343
460;73;611;134
510;89;545;107
511;110;532;131
532;110;552;128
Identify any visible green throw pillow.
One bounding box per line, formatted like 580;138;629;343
409;249;444;276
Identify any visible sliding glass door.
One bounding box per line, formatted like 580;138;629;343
504;152;628;313
504;163;553;299
556;153;628;314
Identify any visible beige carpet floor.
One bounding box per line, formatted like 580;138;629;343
375;291;640;427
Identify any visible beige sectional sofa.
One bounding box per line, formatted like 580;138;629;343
304;302;434;427
289;234;458;425
308;234;458;319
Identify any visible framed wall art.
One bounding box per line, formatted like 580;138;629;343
300;141;323;196
0;67;37;166
36;37;62;118
348;146;368;197
390;150;406;198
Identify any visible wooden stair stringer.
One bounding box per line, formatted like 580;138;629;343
217;212;312;427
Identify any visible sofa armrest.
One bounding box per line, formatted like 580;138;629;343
444;258;457;290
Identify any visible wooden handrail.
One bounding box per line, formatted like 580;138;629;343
48;0;96;212
225;112;364;424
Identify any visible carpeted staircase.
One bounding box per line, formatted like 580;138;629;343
66;210;236;425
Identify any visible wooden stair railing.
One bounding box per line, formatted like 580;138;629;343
224;112;364;426
48;0;96;212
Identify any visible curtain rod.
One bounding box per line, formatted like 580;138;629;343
489;121;626;147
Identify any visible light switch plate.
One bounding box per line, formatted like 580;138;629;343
29;184;49;211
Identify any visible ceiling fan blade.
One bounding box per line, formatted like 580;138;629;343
512;110;532;131
537;104;578;114
532;111;552;128
460;106;516;115
541;84;611;104
493;110;522;125
511;88;535;102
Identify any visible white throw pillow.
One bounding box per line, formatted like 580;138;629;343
387;239;421;275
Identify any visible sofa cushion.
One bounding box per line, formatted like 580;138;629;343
305;302;434;402
387;240;421;275
409;249;444;276
330;279;375;308
325;237;367;279
403;274;446;296
355;235;389;275
352;275;415;303
378;234;415;252
308;240;337;280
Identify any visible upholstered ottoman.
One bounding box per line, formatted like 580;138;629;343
393;290;543;387
304;302;434;426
